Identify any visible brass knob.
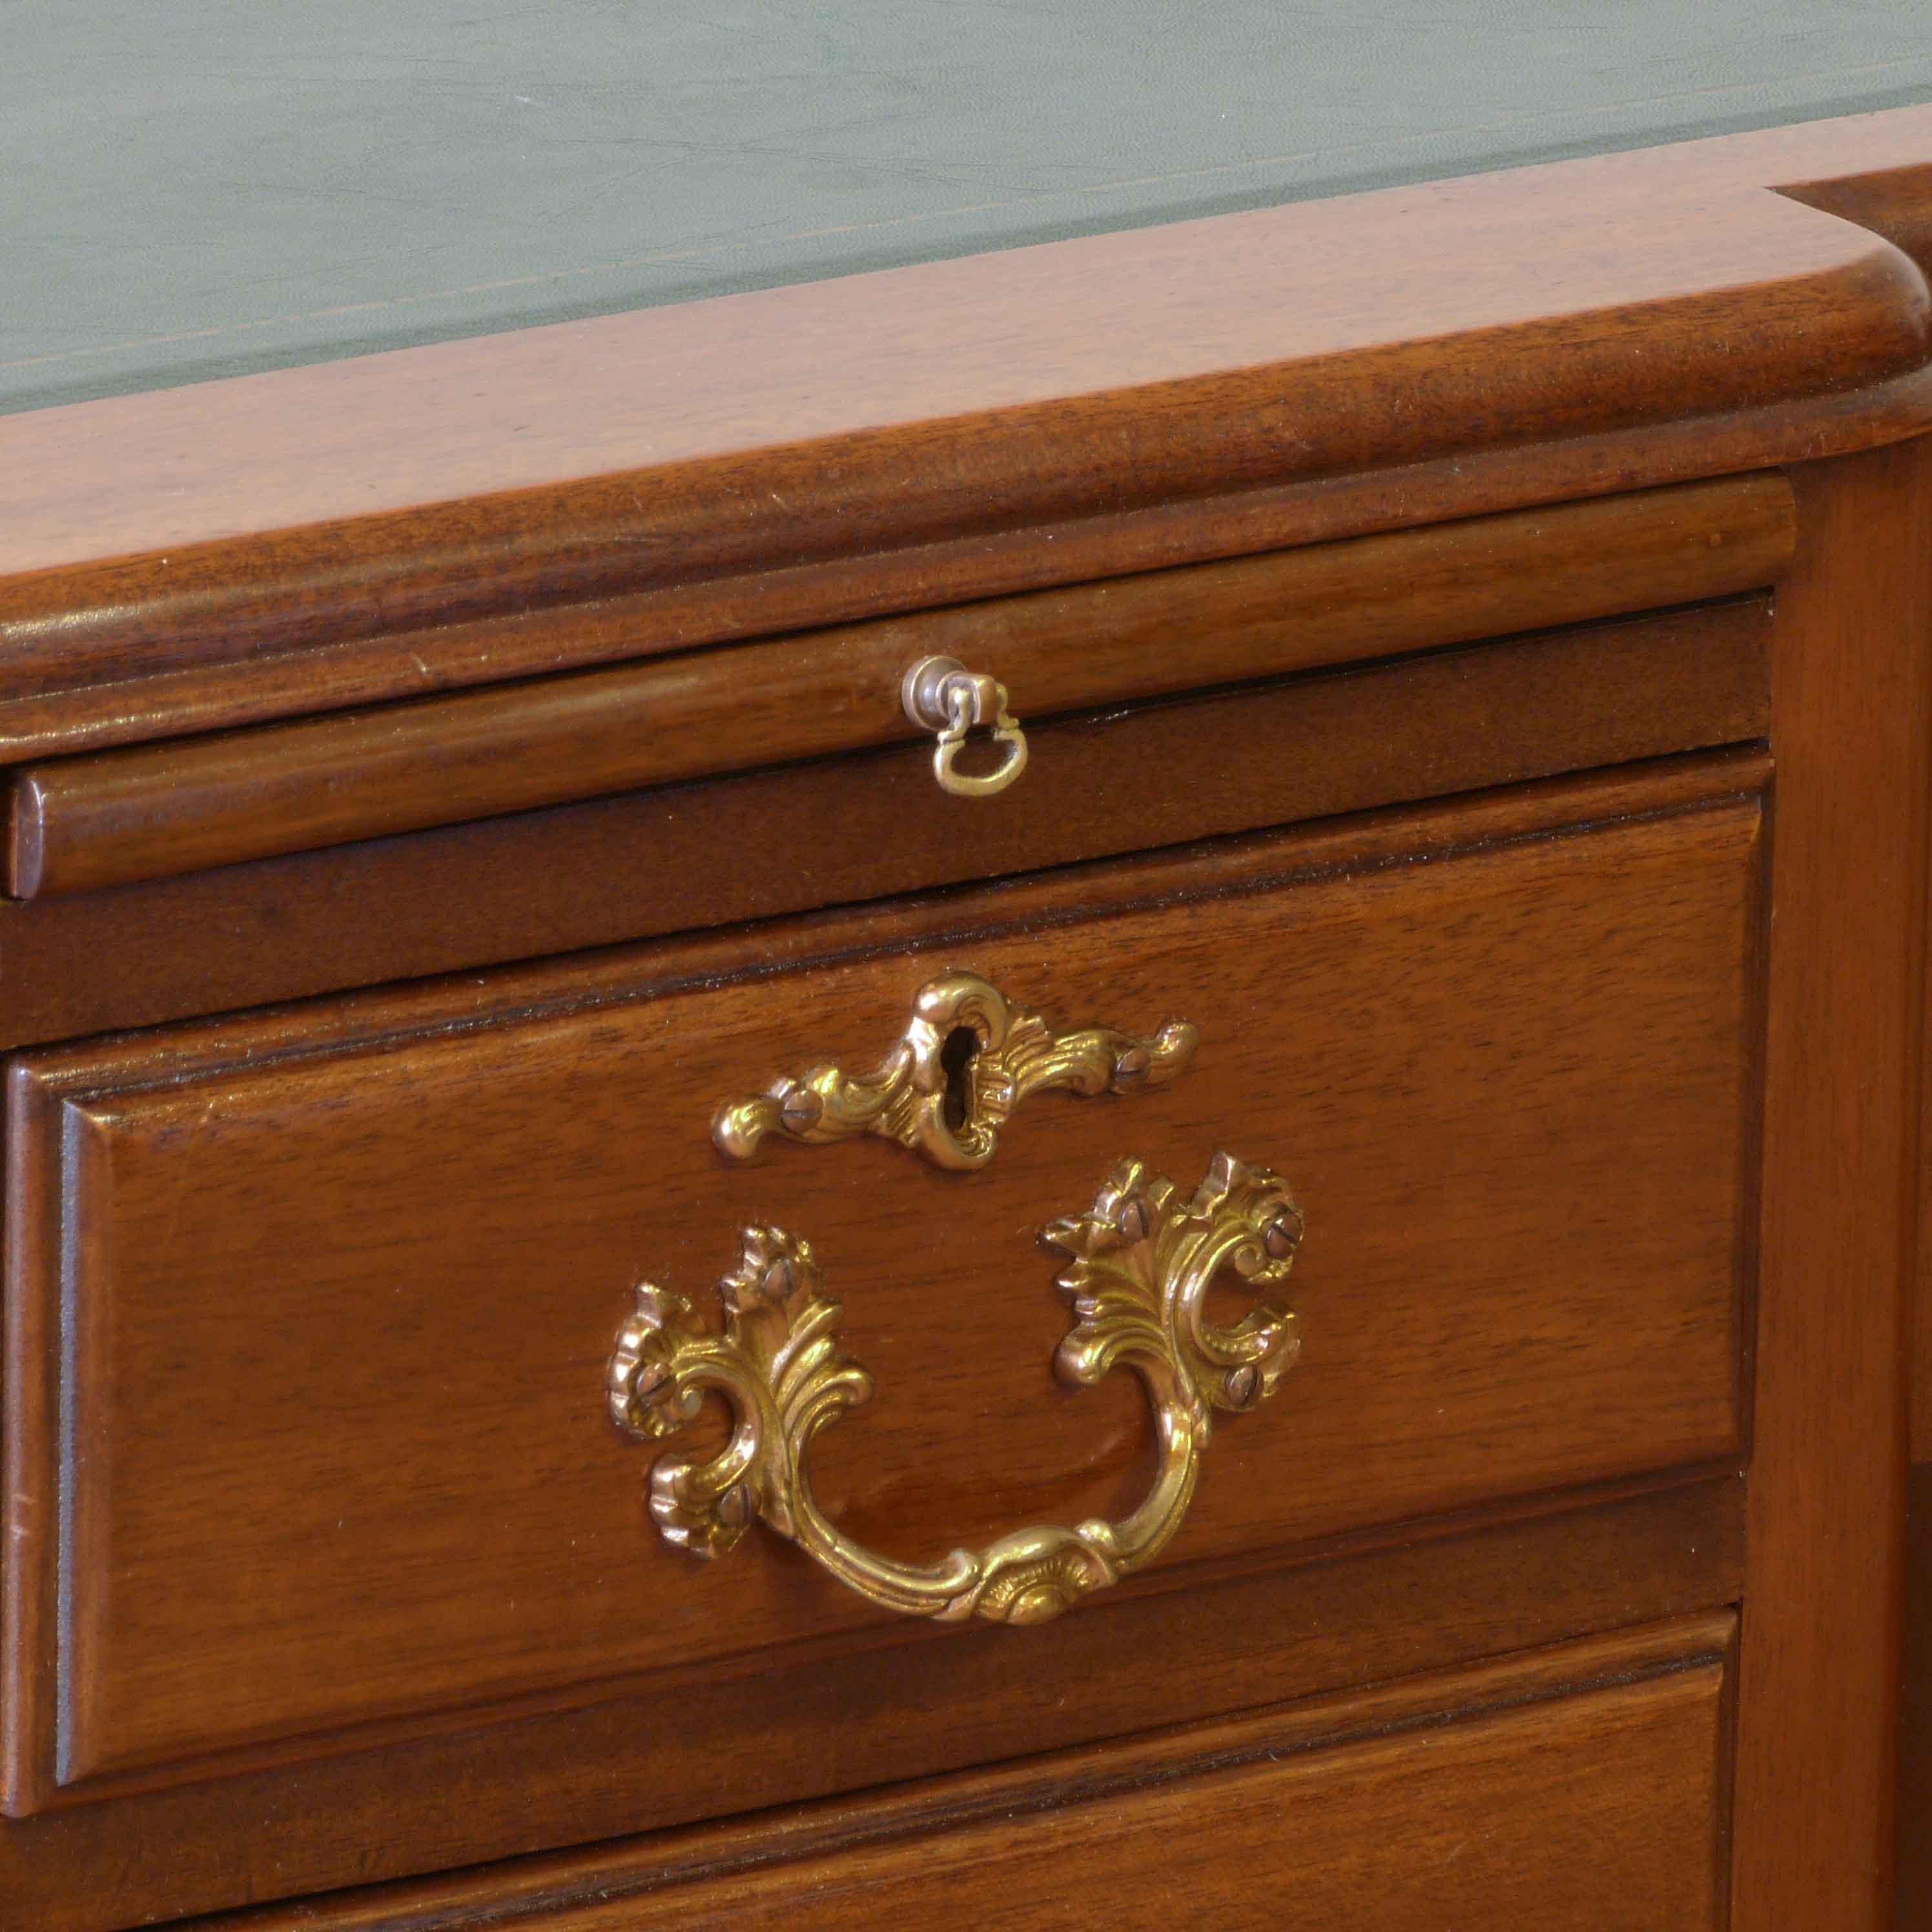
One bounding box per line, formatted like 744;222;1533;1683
901;655;1028;798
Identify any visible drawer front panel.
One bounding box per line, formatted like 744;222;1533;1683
193;1616;1733;1932
0;1482;1746;1932
3;765;1762;1807
4;474;1788;893
0;596;1769;1053
601;1643;1729;1932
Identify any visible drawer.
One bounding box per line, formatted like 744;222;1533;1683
0;755;1761;1880
196;1615;1736;1931
2;473;1789;894
605;1624;1732;1932
581;1624;1732;1931
0;486;1776;1051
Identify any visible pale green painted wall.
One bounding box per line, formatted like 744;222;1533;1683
6;1;1931;413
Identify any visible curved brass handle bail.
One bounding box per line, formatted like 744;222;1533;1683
608;1153;1303;1625
932;683;1027;799
712;971;1197;1170
902;655;1029;799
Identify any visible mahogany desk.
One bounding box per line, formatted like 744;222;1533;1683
3;41;1932;1932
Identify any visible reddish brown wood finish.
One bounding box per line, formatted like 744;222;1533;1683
0;102;1923;1932
0;609;1772;1050
190;1615;1736;1932
1920;907;1932;1457
1898;1461;1932;1932
0;1476;1746;1932
550;1674;1730;1931
1782;162;1932;285
3;762;1760;1812
1731;439;1932;1931
593;1660;1731;1931
2;477;1790;893
1922;1240;1932;1465
0;114;1924;757
0;743;1771;1066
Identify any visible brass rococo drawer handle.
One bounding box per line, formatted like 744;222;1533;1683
901;654;1028;798
608;1152;1302;1626
713;971;1197;1170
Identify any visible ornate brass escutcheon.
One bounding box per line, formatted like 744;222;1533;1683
606;1152;1303;1625
712;971;1197;1171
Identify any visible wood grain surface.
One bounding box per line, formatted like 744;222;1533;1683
3;766;1760;1812
0;98;1920;1932
1920;858;1932;1457
0;612;1772;1048
1898;1461;1932;1932
1731;438;1932;1930
0;1475;1746;1932
189;1615;1735;1932
1;475;1789;889
0;111;1922;755
595;1661;1731;1932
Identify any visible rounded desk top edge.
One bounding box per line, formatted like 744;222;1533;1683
0;103;1929;732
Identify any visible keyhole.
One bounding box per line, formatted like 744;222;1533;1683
940;1025;980;1132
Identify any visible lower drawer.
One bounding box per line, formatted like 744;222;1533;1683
216;1614;1732;1931
641;1628;1732;1932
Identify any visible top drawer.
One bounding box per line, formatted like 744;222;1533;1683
3;474;1788;899
0;483;1777;1051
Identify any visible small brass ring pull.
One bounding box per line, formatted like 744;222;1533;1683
607;1152;1302;1626
902;654;1028;798
712;971;1197;1170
